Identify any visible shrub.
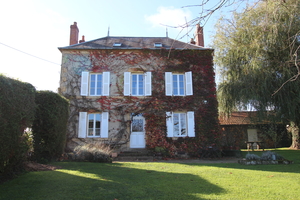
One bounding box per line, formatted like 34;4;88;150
0;75;36;177
32;91;69;162
72;142;113;162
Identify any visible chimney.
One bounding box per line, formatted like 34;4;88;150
70;22;79;45
190;38;196;45
79;35;85;43
195;24;204;47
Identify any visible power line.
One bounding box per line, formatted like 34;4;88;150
0;42;60;66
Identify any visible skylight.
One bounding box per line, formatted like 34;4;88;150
113;43;122;47
154;43;162;48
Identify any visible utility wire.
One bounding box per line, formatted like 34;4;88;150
0;42;60;66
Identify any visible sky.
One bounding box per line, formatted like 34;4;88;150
0;0;248;92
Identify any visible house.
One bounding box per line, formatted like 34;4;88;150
219;111;289;149
58;22;220;156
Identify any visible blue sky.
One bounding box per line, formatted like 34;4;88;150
0;0;247;91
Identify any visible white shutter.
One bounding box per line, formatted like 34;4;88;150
187;111;195;137
185;71;193;96
166;112;173;137
102;72;110;96
101;112;109;138
145;72;152;96
80;71;89;96
78;112;87;138
165;72;172;96
123;72;131;96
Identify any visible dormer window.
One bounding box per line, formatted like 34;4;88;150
113;43;122;47
154;43;162;48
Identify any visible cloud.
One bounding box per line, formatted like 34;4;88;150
145;7;192;28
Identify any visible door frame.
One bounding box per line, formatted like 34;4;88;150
130;114;146;148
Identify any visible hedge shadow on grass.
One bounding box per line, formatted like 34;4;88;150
0;162;226;200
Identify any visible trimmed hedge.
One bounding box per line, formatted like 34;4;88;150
32;91;69;162
0;75;36;177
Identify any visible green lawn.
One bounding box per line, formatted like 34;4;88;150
0;149;300;200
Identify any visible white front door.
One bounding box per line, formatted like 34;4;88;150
130;114;145;148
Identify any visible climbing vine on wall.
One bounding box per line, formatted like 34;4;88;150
60;48;221;156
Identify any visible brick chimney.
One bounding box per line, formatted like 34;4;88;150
79;35;85;43
70;22;79;45
195;24;204;47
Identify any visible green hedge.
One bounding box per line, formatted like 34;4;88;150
32;91;69;162
0;75;36;176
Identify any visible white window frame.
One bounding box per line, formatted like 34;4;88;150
78;112;109;138
166;111;195;137
80;71;110;96
165;71;193;96
124;72;152;96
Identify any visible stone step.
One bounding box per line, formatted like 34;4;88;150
113;156;154;162
112;150;154;161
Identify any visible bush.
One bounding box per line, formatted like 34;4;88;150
32;91;69;162
0;75;36;178
72;142;113;162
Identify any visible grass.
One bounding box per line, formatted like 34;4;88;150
0;148;299;200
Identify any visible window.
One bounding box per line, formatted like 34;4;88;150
113;43;122;47
78;112;109;138
173;113;187;136
90;74;102;96
88;113;101;137
124;72;151;96
131;113;144;132
166;111;195;137
154;43;162;48
165;72;193;96
132;74;144;96
80;71;110;96
172;74;185;95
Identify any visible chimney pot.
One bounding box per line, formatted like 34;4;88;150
190;38;196;45
70;22;79;45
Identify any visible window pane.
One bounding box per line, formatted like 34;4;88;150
132;75;137;95
88;114;94;136
179;75;184;95
132;119;144;132
95;114;101;136
90;74;96;95
96;74;102;95
173;75;178;95
173;113;179;136
95;128;101;136
138;75;144;95
180;113;186;136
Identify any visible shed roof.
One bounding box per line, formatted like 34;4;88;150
219;112;259;125
58;36;212;51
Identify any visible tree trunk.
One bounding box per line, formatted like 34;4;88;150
287;122;300;149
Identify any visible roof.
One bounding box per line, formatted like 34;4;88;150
219;112;259;125
58;36;212;51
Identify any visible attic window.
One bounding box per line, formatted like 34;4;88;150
154;43;162;48
113;43;122;47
